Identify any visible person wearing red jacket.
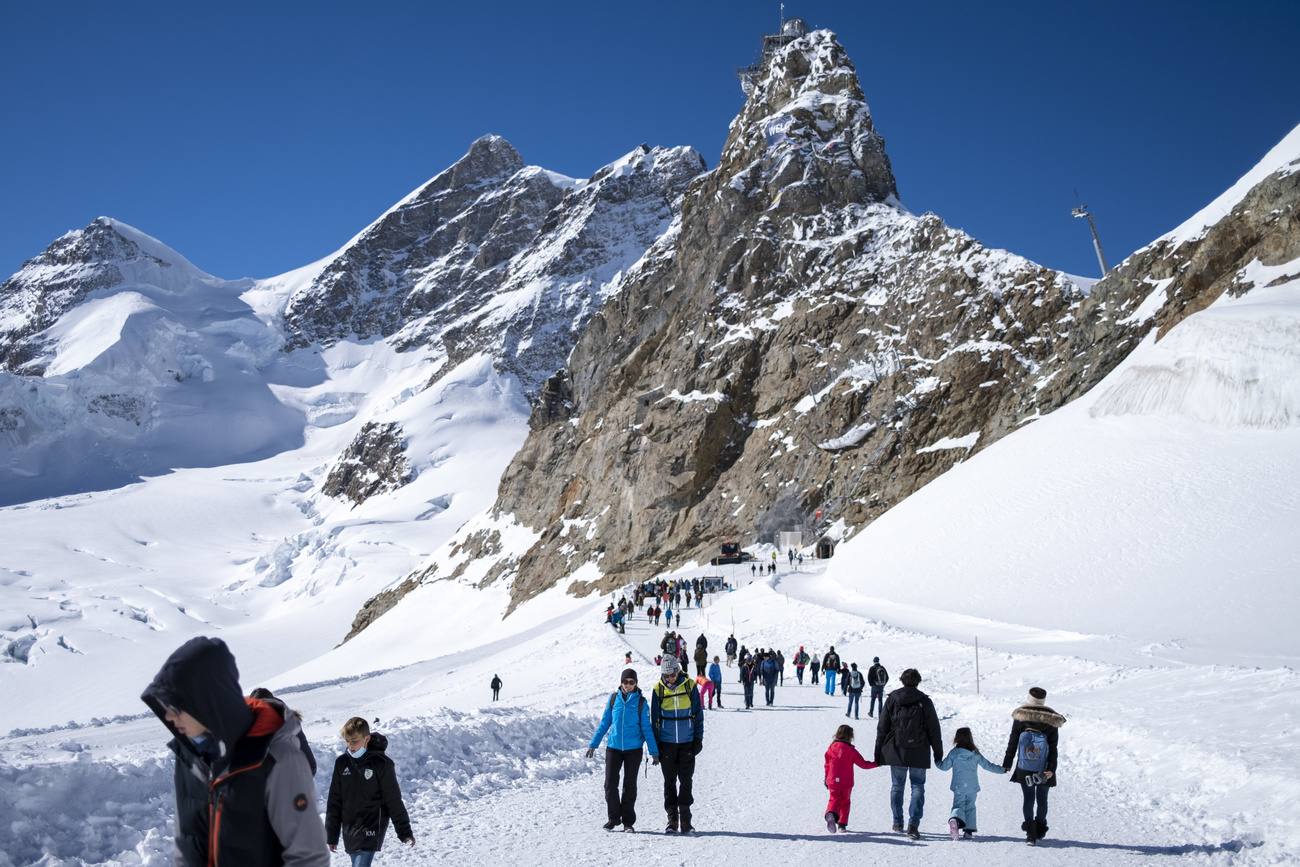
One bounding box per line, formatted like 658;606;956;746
823;724;879;832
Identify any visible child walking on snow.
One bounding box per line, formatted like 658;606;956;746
934;726;1007;839
823;724;879;833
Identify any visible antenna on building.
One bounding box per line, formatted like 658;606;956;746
1071;190;1109;277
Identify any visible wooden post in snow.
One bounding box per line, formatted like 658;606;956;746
975;636;981;694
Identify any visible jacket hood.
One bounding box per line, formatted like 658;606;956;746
367;732;390;753
1012;704;1066;728
891;686;929;706
141;637;253;755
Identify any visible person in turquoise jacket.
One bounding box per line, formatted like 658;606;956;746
935;727;1006;839
587;668;659;831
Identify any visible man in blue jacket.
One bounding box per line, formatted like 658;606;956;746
651;655;704;834
587;668;659;831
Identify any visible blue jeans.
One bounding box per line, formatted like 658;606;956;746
846;692;861;716
1022;781;1049;824
890;766;926;827
869;686;884;715
350;853;375;867
763;681;776;704
824;669;838;694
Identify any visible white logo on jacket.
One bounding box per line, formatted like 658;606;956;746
364;769;373;780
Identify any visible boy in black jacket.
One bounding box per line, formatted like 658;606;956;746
326;717;415;866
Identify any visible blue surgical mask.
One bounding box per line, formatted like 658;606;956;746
348;747;366;759
191;734;209;748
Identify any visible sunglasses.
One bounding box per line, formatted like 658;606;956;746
621;678;637;684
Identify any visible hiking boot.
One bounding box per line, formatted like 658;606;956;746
826;811;838;833
665;817;679;834
949;818;960;840
892;823;904;833
624;826;636;833
602;819;619;830
907;825;921;840
962;830;974;839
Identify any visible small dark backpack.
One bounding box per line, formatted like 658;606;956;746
893;702;928;750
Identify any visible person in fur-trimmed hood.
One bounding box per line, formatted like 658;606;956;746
1001;687;1066;845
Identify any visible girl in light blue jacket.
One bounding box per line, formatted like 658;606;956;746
935;727;1006;839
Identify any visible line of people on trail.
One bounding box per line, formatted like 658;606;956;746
588;644;1066;845
141;637;414;867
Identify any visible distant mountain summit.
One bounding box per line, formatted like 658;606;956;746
0;139;704;505
283;135;704;395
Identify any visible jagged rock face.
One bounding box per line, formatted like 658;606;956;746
284;135;705;396
0;218;168;374
322;421;413;505
434;29;1299;612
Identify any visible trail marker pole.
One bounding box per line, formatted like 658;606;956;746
975;636;981;694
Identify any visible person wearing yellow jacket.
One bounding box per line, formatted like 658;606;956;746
650;655;703;834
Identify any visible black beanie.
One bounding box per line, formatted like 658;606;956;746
621;668;638;683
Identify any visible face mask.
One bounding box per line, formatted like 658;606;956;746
348;747;366;759
191;734;209;748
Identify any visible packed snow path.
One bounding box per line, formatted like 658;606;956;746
0;567;1279;865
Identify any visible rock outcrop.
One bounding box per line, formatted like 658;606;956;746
322;422;413;504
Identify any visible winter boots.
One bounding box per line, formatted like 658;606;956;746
665;816;678;834
603;819;619;830
826;811;838;833
906;825;921;840
949;818;961;840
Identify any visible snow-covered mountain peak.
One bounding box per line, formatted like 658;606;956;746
717;28;898;209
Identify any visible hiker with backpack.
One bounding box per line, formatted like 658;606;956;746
725;635;738;666
793;647;809;683
1001;687;1066;845
845;663;866;719
823;724;879;833
935;727;1006;840
760;651;780;706
874;668;944;840
708;656;724;709
822;647;841;695
867;657;888;717
587;668;659;832
650;656;704;834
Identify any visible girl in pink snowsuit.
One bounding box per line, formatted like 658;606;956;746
824;724;879;832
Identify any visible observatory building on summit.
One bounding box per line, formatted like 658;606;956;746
737;17;810;94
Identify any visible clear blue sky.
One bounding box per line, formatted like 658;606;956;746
3;1;1298;282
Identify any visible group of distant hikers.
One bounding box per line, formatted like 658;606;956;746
588;633;1065;844
141;637;414;867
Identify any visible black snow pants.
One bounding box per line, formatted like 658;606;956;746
658;741;695;821
604;748;643;827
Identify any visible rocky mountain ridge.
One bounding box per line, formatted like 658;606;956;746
398;29;1300;616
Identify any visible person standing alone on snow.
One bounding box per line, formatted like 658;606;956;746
823;724;879;833
141;637;329;867
490;674;502;701
651;655;704;834
867;657;888;718
326;717;415;865
587;668;659;831
822;647;841;695
1002;687;1066;845
935;726;1005;839
875;668;944;840
845;662;865;719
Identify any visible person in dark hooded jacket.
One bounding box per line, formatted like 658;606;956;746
141;637;329;867
874;668;944;839
326;717;414;863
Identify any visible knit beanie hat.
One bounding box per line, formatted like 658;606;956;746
661;655;681;676
1029;686;1047;700
873;657;879;663
621;668;638;683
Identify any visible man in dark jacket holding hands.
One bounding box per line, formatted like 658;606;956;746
874;668;943;839
326;717;414;864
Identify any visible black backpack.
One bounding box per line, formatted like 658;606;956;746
892;701;928;750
